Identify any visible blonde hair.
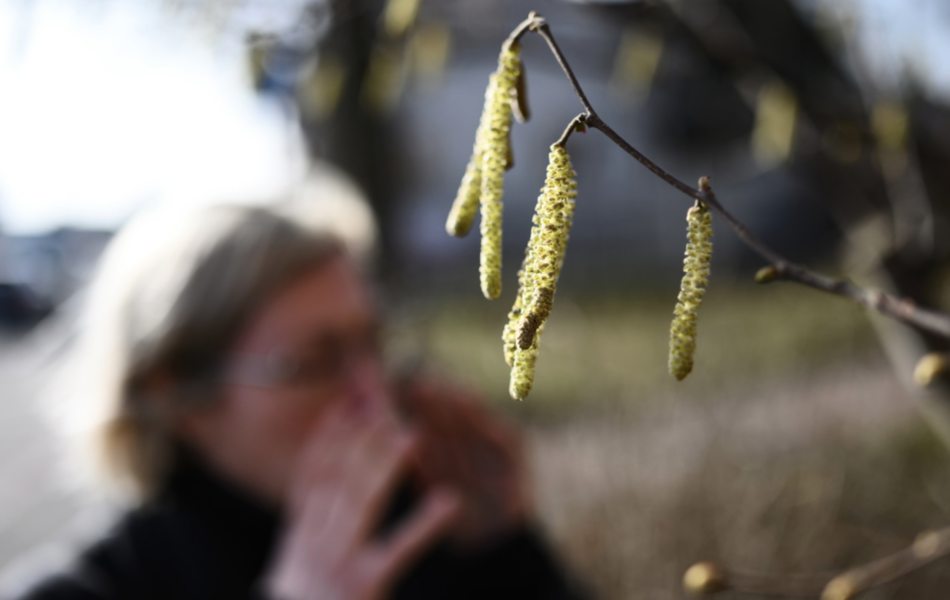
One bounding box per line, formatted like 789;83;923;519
66;204;349;499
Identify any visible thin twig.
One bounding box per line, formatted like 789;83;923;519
506;11;544;46
534;24;597;117
820;528;950;599
554;113;587;147
683;527;950;598
683;561;828;597
586;114;700;199
517;12;950;341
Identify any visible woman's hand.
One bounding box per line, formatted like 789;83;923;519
264;405;460;600
398;378;531;548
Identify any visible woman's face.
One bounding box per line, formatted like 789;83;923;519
176;255;391;504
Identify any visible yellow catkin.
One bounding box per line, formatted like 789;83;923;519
505;238;536;369
504;248;535;367
510;323;543;400
446;157;481;236
504;145;577;400
505;263;537;398
446;85;494;238
478;42;521;300
505;242;538;396
508;265;543;400
516;145;577;350
669;203;713;380
503;293;522;368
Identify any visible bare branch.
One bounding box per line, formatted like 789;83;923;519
554;113;587;147
821;529;950;599
494;11;950;598
585;114;701;199
513;12;950;341
682;528;950;598
682;561;828;597
698;185;950;338
533;24;597;117
506;12;544;46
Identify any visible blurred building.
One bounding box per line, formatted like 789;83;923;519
0;227;111;330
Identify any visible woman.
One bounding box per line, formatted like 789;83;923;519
21;203;587;600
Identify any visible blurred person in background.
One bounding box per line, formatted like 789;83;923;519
18;200;587;600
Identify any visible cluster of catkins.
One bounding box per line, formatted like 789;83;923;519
445;41;578;399
447;39;713;399
445;41;526;300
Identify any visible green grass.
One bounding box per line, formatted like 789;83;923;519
416;282;878;416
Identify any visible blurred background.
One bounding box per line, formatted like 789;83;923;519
4;0;950;598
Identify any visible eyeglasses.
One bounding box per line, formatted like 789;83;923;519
220;330;383;393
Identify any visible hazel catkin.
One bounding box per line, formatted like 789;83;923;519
516;144;577;350
504;144;577;400
505;262;542;399
669;202;713;381
445;157;482;237
509;323;543;400
503;293;523;368
478;42;521;300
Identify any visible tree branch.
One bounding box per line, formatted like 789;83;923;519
682;561;828;597
500;12;950;598
554;113;587;147
534;24;597;117
682;527;950;598
506;11;544;46
820;528;950;599
516;12;950;341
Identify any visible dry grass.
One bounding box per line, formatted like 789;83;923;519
528;360;950;599
407;284;950;599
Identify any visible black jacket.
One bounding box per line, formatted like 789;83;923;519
18;453;588;600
